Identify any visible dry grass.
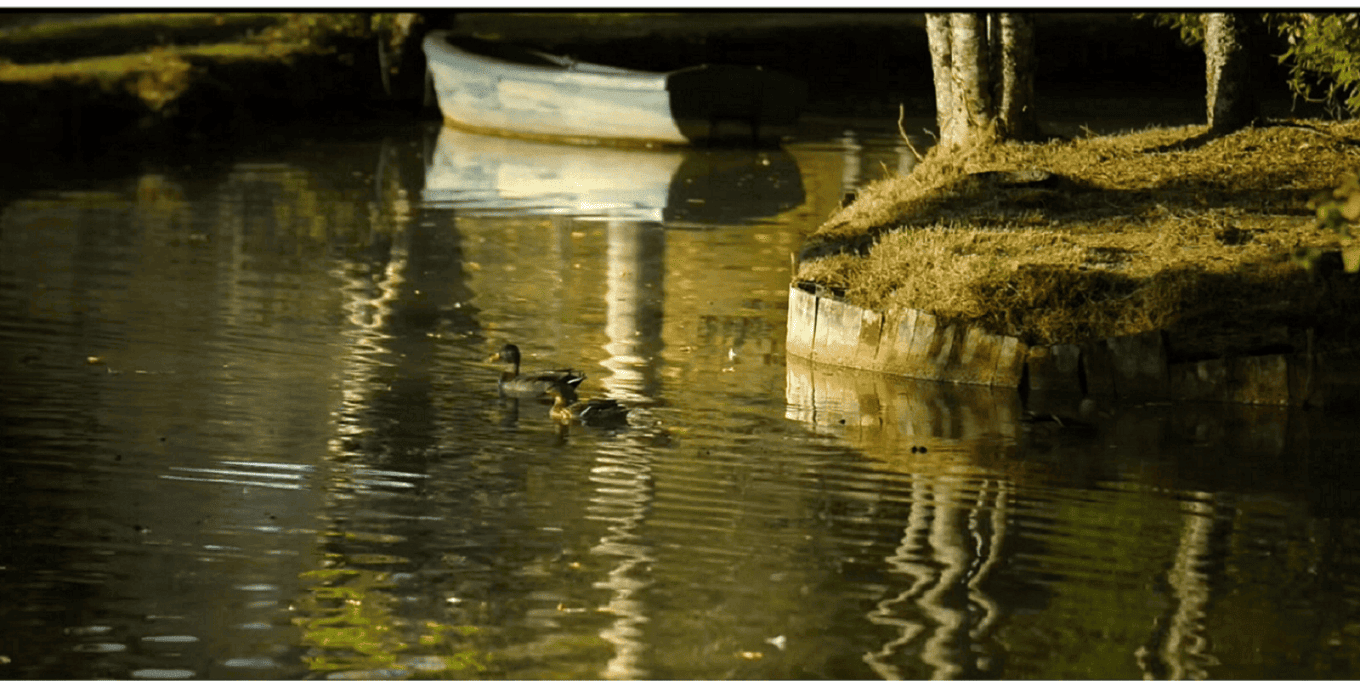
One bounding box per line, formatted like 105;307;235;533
796;121;1360;355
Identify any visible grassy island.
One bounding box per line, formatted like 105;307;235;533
795;121;1360;362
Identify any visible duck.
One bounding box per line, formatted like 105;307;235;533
1020;411;1098;435
545;384;630;428
488;343;585;400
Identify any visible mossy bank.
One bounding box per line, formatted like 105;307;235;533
0;13;429;168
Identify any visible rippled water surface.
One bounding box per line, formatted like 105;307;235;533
4;120;1360;679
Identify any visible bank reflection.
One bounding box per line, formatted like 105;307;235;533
0;136;457;676
785;353;1023;451
276;138;502;675
786;355;1015;678
784;354;1353;679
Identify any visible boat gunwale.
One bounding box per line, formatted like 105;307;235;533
423;30;671;93
437;115;689;149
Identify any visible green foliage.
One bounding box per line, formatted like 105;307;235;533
1272;13;1360;118
1141;12;1360;118
1297;171;1360;273
268;13;414;46
1137;13;1205;46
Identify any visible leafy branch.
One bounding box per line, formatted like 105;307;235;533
1299;171;1360;273
1139;12;1360;118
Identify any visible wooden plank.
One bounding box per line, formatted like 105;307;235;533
1027;343;1083;394
1234;355;1290;405
854;308;884;370
812;295;862;366
876;307;919;374
993;334;1028;388
953;326;1000;385
1105;331;1168;400
785;292;1329;406
1168;354;1293;405
1081;339;1117;397
785;285;818;359
1168;357;1230;402
931;321;969;382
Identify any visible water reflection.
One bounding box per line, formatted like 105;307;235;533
587;436;656;679
422;126;804;223
603;220;665;404
785;354;1360;678
4;121;1360;679
787;355;1015;678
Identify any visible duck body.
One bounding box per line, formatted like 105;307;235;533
489;343;585;400
545;384;630;428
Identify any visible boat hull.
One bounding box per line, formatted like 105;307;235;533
422;31;805;147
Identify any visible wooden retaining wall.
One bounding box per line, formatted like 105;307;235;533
787;284;1360;408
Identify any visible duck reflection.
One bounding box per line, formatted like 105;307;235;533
422;126;803;223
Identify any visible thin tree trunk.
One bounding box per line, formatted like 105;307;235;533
925;14;962;147
1204;12;1258;133
926;11;1033;151
997;13;1038;140
950;12;994;144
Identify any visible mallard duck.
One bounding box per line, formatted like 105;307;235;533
545;384;629;428
488;343;585;399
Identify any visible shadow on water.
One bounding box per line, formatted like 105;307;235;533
3;117;1360;679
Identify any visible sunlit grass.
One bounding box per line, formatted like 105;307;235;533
0;13;353;111
798;120;1360;348
0;12;281;41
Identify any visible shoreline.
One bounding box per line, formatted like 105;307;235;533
790;121;1360;410
787;282;1360;410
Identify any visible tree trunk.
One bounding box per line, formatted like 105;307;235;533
926;12;1036;151
925;14;963;147
996;13;1038;140
1204;12;1259;133
950;12;993;137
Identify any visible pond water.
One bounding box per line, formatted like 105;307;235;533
3;116;1360;680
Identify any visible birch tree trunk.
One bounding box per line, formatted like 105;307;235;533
950;12;994;142
996;13;1038;140
1204;12;1259;133
926;12;1036;151
925;14;964;147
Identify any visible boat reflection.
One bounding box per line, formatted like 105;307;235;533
421;126;804;224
